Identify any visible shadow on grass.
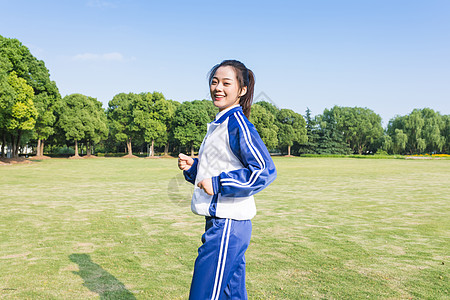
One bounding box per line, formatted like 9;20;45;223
69;253;136;299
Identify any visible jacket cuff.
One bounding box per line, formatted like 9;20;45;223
183;158;198;184
212;176;221;195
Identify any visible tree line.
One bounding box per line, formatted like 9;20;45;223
1;35;449;158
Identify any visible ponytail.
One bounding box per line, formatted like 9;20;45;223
239;68;255;119
208;60;255;119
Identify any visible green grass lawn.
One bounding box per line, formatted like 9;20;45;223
0;157;449;299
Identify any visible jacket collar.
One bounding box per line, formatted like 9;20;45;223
211;105;242;125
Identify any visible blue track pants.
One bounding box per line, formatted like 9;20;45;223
189;217;252;300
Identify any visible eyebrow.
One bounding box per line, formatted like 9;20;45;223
213;76;234;81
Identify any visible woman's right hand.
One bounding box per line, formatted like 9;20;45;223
178;153;194;171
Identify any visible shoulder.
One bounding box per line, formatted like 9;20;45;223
227;110;257;134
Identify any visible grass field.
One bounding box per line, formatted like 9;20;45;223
0;157;449;299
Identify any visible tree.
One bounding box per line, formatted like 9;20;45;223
255;100;278;117
393;129;407;154
250;103;278;150
381;135;393;154
142;118;166;156
161;100;180;156
421;108;445;153
196;99;218;121
276;108;307;156
0;35;61;157
134;92;182;157
151;94;179;156
107;93;143;157
83;97;108;156
329;106;383;154
173;101;211;156
58;94;107;157
0;69;13;157
0;72;37;157
315;111;351;155
296;108;320;154
387;108;447;154
405;109;426;154
442;115;450;154
133;92;163;157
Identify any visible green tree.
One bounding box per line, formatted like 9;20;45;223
0;35;61;157
196;99;218;121
83;97;108;156
135;92;180;157
403;109;425;154
392;129;407;154
381;135;393;154
387;108;447;154
107;93;143;157
276;108;307;156
0;70;13;157
152;94;180;156
315;112;351;155
58;94;107;157
421;108;445;153
134;92;163;157
173;101;211;156
386;115;406;154
442;115;450;153
296;108;320;154
161;100;180;156
255;100;278;117
0;72;37;157
329;106;383;154
250;103;278;150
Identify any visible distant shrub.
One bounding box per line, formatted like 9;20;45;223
374;149;389;156
54;146;75;155
299;153;404;159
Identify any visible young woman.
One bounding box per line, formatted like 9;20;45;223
178;60;277;300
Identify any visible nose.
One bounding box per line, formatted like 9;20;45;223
214;82;223;91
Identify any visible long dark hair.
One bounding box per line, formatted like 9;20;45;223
208;60;255;118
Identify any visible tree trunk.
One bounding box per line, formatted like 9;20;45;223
127;138;132;156
150;140;155;157
37;139;41;156
164;143;169;156
288;145;291;156
74;140;79;157
40;140;45;156
1;133;5;158
14;131;22;158
11;135;15;158
190;144;194;157
86;140;91;156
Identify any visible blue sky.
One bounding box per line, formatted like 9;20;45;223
1;0;449;125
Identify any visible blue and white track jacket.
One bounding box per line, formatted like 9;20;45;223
183;105;277;220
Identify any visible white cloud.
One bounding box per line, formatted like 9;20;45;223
72;52;124;62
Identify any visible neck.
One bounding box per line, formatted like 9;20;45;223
219;100;240;112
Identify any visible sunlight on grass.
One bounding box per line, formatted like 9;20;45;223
0;157;449;299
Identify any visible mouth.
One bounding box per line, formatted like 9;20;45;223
214;94;225;100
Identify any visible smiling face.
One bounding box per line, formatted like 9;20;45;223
210;66;247;112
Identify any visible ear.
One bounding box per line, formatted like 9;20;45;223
239;86;248;97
